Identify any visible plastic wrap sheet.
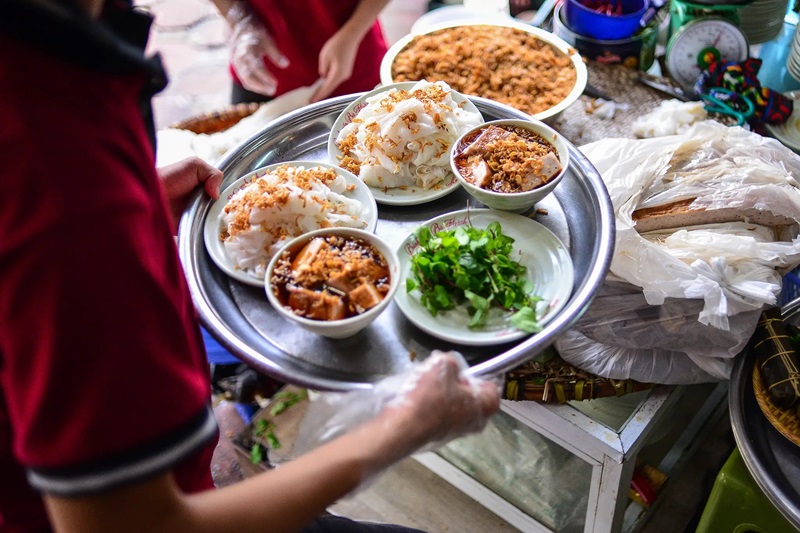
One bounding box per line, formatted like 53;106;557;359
580;120;800;330
559;122;800;383
555;280;762;383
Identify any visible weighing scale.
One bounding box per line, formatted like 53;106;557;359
665;0;753;90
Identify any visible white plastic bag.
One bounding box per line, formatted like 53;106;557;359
580;121;800;329
556;122;800;383
554;280;761;382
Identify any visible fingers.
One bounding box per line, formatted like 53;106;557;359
235;52;278;96
260;31;289;69
423;351;499;416
310;75;339;103
473;381;501;418
158;157;222;200
426;350;463;382
231;27;285;96
201;165;224;200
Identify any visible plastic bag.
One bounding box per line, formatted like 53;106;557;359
557;122;800;383
554;280;762;382
580;121;800;329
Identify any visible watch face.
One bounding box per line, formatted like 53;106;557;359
666;18;749;90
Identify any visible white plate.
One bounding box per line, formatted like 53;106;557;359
378;20;588;122
327;81;483;206
394;209;574;346
203;161;378;287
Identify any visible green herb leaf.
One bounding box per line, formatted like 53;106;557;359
250;443;265;464
510;306;543;333
266;431;281;450
269;389;308;416
253;418;272;437
407;221;544;333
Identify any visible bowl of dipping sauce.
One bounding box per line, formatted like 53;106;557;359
265;227;400;339
450;119;569;213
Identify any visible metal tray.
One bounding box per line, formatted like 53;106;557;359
177;94;615;391
729;302;800;528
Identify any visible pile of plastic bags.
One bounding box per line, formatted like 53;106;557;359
556;121;800;383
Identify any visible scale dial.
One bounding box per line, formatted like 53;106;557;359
666;18;749;91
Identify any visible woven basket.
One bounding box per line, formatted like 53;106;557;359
503;356;655;403
170;102;261;134
753;363;800;447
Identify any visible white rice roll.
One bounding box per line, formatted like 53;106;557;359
337;121;359;144
220;165;366;278
223;227;273;276
335;80;483;190
414;165;445;189
360;164;411;188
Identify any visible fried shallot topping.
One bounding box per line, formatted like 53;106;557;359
391;26;576;116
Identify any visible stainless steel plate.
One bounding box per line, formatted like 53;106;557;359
729;301;800;528
177;94;615;391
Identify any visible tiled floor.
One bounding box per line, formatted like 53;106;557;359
140;2;736;531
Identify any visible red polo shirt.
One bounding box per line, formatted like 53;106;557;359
233;0;388;97
0;2;217;531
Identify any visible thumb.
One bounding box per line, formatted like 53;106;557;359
310;76;338;103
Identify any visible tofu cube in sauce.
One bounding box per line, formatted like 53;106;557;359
271;235;391;321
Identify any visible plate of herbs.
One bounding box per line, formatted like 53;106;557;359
395;208;574;346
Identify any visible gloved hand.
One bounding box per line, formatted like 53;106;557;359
225;1;289;96
293;350;500;465
383;350;500;453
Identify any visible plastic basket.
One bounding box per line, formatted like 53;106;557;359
696;447;797;533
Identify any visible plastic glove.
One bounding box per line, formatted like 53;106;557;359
310;29;360;103
383;350;501;453
293;350;500;463
225;1;289;96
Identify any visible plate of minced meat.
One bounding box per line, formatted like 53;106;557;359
204;161;378;287
328;80;484;205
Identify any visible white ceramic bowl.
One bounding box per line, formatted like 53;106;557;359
264;227;400;339
450;119;570;213
380;20;587;122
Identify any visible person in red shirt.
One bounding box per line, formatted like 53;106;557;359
0;1;498;532
212;0;389;104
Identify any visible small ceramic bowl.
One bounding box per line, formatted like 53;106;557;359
450;119;569;213
265;227;400;339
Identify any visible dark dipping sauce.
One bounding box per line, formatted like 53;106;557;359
454;124;562;193
270;234;391;321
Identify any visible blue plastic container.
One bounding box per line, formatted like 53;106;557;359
562;0;650;40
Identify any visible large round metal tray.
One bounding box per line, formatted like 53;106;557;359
729;301;800;528
177;94;615;391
